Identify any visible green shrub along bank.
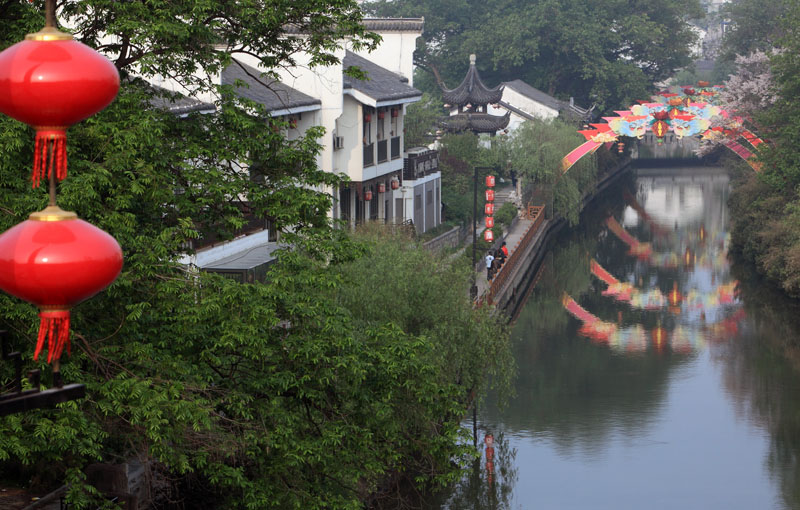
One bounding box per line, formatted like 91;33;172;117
722;2;800;298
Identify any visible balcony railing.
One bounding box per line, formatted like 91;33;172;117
377;140;388;163
391;136;401;159
363;142;374;167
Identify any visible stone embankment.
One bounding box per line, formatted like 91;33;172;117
477;159;633;314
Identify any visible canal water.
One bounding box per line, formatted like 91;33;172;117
435;166;800;509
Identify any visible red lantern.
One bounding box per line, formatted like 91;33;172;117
364;114;372;123
364;190;373;201
0;28;120;188
391;178;400;190
652;120;669;138
485;175;495;188
485;216;494;228
377;183;386;193
0;207;123;363
391;108;399;118
485;189;495;202
378;111;385;120
484;229;494;242
485;203;495;215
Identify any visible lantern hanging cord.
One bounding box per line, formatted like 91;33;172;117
44;0;56;29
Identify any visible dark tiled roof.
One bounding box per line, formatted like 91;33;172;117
503;79;593;119
148;85;215;116
362;18;424;32
222;60;321;113
503;80;562;111
440;112;510;134
283;17;424;34
342;51;422;103
441;55;504;106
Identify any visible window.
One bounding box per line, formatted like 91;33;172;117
377;111;385;140
427;189;433;205
363;107;374;145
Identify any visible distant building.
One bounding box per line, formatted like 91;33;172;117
486;80;593;132
440;55;510;135
163;18;428;276
403;147;441;234
440;57;592;135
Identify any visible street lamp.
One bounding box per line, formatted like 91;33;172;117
471;167;492;299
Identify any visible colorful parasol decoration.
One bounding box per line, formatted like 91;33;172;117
0;9;123;366
0;27;120;187
560;84;764;173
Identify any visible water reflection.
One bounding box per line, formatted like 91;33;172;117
435;166;800;509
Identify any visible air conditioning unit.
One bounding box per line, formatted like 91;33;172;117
333;135;344;150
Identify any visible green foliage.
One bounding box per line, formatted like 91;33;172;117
404;92;445;148
727;2;800;298
364;0;703;111
720;0;792;66
494;202;517;227
0;1;509;508
504;119;598;225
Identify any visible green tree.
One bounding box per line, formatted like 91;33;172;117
365;0;703;112
0;1;508;508
503;119;599;225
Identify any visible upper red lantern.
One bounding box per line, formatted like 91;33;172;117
0;28;120;187
485;189;495;202
652;120;669;138
485;175;495;188
0;207;123;363
485;203;495;215
485;216;494;228
377;183;386;193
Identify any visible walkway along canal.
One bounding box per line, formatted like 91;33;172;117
432;163;800;509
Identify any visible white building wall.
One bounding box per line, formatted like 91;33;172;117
351;31;420;86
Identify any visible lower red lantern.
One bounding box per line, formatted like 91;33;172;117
485;216;494;228
0;206;123;363
485;203;494;215
484;229;494;242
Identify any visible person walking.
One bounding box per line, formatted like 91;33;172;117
495;244;506;269
501;241;509;259
485;251;495;281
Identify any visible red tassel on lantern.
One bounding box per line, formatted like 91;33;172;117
0;206;123;363
0;28;120;188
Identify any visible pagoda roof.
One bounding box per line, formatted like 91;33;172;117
440;112;510;134
441;54;504;106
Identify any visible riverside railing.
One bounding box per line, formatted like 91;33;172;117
486;205;544;304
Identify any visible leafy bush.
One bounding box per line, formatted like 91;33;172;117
494;202;518;227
